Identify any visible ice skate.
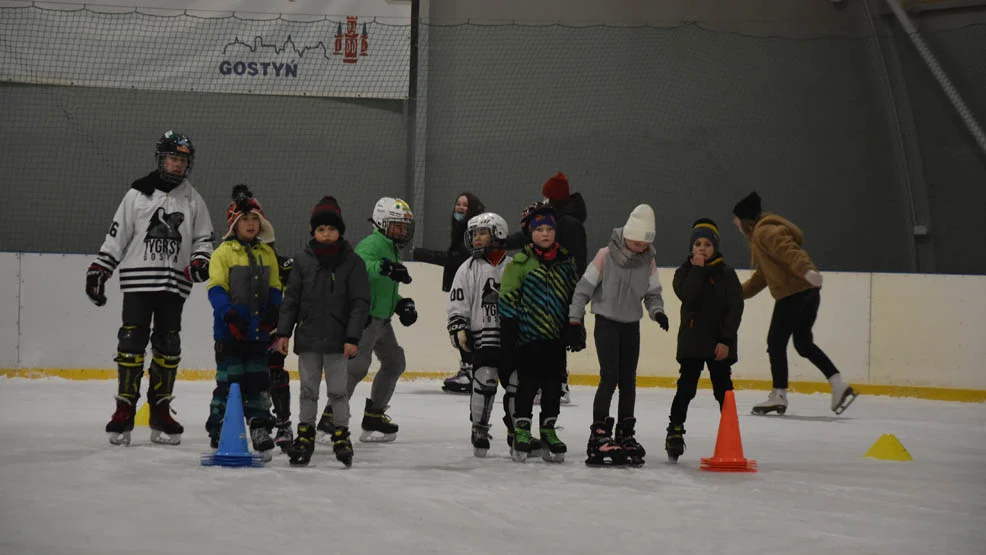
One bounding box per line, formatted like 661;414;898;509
471;424;492;458
511;418;533;462
332;427;354;468
665;424;685;463
274;420;293;452
585;417;626;467
315;405;334;445
751;388;788;415
507;430;542;459
148;395;183;445
539;417;566;463
249;418;275;462
559;382;571;405
287;423;315;466
829;374;858;415
105;395;135;446
442;361;473;394
359;399;398;443
615;417;645;466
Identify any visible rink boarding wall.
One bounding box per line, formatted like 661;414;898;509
1;253;984;403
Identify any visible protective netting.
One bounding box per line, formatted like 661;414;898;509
1;3;984;273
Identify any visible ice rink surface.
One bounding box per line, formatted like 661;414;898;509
1;377;983;555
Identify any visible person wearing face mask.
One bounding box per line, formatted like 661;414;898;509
412;193;486;394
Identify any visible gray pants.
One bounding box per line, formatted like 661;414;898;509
347;317;406;408
299;352;350;428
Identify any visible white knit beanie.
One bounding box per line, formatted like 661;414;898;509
623;204;656;242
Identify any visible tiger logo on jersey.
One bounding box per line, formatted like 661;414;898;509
144;207;184;263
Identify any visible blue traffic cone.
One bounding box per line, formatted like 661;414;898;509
201;383;266;468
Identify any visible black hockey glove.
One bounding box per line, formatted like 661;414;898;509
380;259;412;284
259;305;279;334
653;312;670;332
224;309;249;340
565;322;587;352
85;264;111;307
395;298;418;327
277;256;293;285
447;316;472;352
184;258;210;283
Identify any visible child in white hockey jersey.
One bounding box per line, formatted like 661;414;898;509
446;212;515;457
569;204;669;466
86;130;214;446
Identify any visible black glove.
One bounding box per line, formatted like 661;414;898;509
85;264;111;307
654;312;670;332
565;322;587;352
380;259;412;284
184;258;209;283
259;305;279;333
224;308;249;340
395;298;417;327
277;256;293;285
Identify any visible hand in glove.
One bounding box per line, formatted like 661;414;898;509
85;264;111;307
447;317;472;352
805;270;823;288
184;258;210;283
653;311;670;332
380;259;412;284
565;322;587;352
224;309;249;340
395;298;418;327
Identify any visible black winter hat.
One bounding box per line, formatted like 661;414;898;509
310;196;345;236
690;218;720;250
732;191;763;221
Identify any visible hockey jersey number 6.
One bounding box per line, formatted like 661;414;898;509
92;179;214;299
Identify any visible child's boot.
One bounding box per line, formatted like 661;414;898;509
539;416;566;463
751;388;788;415
585;417;626;466
512;418;533;462
288;423;315;466
360;398;399;442
615;416;645;466
471;424;492;458
315;405;334;444
665;423;686;463
332;426;354;468
828;374;858;415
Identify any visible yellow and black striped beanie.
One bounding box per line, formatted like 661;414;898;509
690;218;720;250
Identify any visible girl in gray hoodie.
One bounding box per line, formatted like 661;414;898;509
569;204;668;466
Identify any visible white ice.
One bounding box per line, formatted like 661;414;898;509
0;378;983;555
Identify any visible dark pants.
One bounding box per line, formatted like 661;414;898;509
115;292;185;401
459;347;473;367
206;341;271;439
669;359;734;427
268;350;291;424
591;315;641;422
767;288;839;389
514;340;566;427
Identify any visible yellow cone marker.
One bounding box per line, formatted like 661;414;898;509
134;402;150;427
864;433;912;461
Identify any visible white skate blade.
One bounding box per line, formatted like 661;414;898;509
473;447;488;458
511;449;528;463
833;387;858;415
751;405;786;416
359;430;396;443
149;430;181;445
541;451;565;463
108;431;131;446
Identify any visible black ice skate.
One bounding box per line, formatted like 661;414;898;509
148;396;183;445
511;418;534;462
585;417;627;467
471;424;492;458
274;420;293;452
249;418;275;462
539;417;566;463
332;427;354;468
507;429;543;458
442;361;472;394
315;405;334;445
615;417;645;467
288;423;315;466
106;395;136;446
360;399;398;443
665;423;686;463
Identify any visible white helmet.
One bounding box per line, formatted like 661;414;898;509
465;212;508;257
371;197;415;246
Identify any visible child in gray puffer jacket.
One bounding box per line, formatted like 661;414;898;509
275;196;370;467
568;204;668;467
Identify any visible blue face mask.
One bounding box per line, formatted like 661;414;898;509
453;212;466;222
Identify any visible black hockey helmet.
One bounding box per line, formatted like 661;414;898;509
155;130;195;184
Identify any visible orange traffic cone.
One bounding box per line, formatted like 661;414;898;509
700;390;757;472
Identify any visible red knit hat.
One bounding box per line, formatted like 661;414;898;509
225;184;275;243
310;196;345;236
541;172;570;201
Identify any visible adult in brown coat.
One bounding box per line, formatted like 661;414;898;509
732;192;857;415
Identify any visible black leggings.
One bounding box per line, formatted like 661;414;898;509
767;288;839;389
669;359;733;427
591;315;640;422
514;340;566;427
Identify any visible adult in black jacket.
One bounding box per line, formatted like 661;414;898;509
412;192;485;393
665;219;744;462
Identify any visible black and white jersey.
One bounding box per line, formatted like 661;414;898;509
91;179;214;298
447;254;511;350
